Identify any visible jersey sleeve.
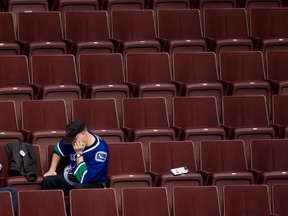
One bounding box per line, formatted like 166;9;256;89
53;139;74;157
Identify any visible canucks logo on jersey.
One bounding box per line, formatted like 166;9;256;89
95;151;107;162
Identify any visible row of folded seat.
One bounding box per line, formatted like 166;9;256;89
0;51;287;127
0;94;288;161
1;139;288;215
0;94;288;170
0;0;287;14
1;179;288;215
0;8;288;57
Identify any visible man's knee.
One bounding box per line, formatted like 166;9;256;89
41;176;54;189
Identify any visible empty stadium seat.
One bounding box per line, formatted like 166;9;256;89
173;186;221;216
17;11;67;58
172;52;223;118
122;97;176;168
110;10;161;55
266;50;288;94
249;8;288;59
122;187;170;216
0;191;14;216
172;96;226;166
21;99;68;172
0;101;23;145
30;54;81;121
0;12;21;55
125;52;177;122
70;188;119;216
72;99;124;143
156;9;207;54
18;190;66;216
149;141;203;212
64;11;114;57
0;55;34;128
219;51;271;114
272;95;288;138
77;53;129;125
203;8;253;56
199;140;254;209
223;185;273;216
272;184;288;216
250;139;288;188
108;142;152;214
222;95;275;165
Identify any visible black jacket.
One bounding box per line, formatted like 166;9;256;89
5;139;38;181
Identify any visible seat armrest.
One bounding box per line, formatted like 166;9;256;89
248;168;262;183
121;127;133;141
20;129;32;143
146;171;161;186
198;170;212;185
77;83;91;98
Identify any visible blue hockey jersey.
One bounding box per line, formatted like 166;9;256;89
53;130;109;185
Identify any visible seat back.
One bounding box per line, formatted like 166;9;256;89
72;98;123;143
78;53;124;85
250;139;288;172
122;97;170;129
173;52;218;84
70;188;119;216
222;95;269;128
0;55;32;127
72;98;120;129
108;142;146;174
173;186;221;216
31;54;77;86
0;191;14;216
203;8;249;39
250;8;288;39
122;187;170;216
223;185;272;216
21;100;68;172
173;96;220;128
157;9;203;40
200;140;248;172
22;99;68;132
111;10;157;41
266;50;288;82
272;184;288;216
64;11;110;42
126;52;172;85
272;95;288;126
0;12;17;43
17;11;64;42
219;51;265;81
149;141;197;173
18;190;67;216
0;100;22;144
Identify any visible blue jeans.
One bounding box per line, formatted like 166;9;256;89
0;187;18;215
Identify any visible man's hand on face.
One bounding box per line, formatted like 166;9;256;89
73;140;85;154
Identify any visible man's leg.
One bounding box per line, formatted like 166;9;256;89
41;172;71;195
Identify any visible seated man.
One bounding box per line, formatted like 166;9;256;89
41;120;109;195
